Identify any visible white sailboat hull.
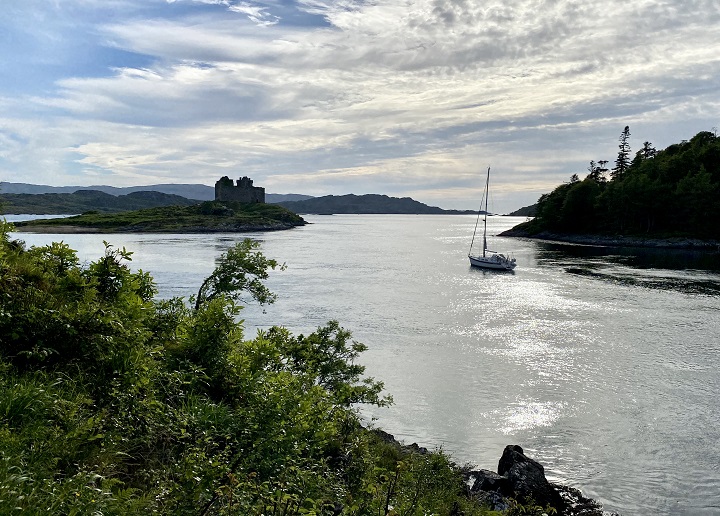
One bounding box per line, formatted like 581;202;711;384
468;253;516;270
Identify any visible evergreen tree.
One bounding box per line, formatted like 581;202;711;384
641;141;657;159
612;126;631;180
597;160;609;181
588;160;608;182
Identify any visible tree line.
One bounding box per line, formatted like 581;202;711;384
526;128;720;238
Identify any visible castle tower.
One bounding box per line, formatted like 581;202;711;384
214;176;265;203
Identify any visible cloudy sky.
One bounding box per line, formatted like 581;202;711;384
1;0;719;212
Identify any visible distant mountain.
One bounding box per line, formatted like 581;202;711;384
1;190;199;215
0;181;213;200
1;182;474;215
506;203;537;217
266;193;315;203
278;194;476;215
0;182;313;204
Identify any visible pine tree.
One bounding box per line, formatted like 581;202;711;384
641;141;656;159
588;160;608;182
612;126;631;180
597;160;609;181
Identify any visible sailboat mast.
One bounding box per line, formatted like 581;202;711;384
482;166;490;257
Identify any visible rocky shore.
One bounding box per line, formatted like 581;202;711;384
500;228;720;251
373;430;619;516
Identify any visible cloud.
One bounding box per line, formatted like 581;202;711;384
1;0;720;212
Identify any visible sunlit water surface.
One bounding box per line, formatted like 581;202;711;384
10;214;720;515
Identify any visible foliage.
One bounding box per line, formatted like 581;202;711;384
518;129;720;238
0;229;493;515
13;200;306;232
195;239;285;310
505;498;557;515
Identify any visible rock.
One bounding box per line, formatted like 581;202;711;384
555;484;606;516
406;442;429;455
473;490;510;512
463;445;612;516
370;428;428;455
468;469;512;496
498;445;565;512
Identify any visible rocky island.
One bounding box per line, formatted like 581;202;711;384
13;176;307;233
14;200;305;233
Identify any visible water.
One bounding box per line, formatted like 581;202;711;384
9;214;720;515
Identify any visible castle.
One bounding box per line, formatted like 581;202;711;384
214;176;265;203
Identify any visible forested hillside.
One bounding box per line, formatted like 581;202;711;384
515;129;720;239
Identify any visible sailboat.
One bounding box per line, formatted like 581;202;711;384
468;167;517;270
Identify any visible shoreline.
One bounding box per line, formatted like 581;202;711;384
500;228;720;251
13;222;306;234
373;429;616;516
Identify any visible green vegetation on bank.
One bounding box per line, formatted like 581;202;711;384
13;201;306;233
512;129;720;239
0;223;506;515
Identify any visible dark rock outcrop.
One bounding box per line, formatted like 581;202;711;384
498;444;565;510
467;445;609;516
468;469;512;496
368;431;612;516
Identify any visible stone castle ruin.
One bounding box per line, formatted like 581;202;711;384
215;176;265;203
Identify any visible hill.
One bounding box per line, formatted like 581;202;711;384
0;182;312;204
278;193;476;214
506;203;537;217
13;201;306;233
0;190;199;215
504;129;720;243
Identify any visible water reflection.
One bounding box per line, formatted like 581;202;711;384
536;242;720;294
468;266;516;276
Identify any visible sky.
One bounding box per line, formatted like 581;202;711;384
1;1;719;212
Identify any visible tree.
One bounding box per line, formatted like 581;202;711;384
597;160;609;181
194;238;285;311
587;160;597;177
641;141;657;159
588;160;608;182
612;126;631;180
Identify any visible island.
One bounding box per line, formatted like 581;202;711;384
11;176;306;233
502;129;720;249
14;201;306;233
